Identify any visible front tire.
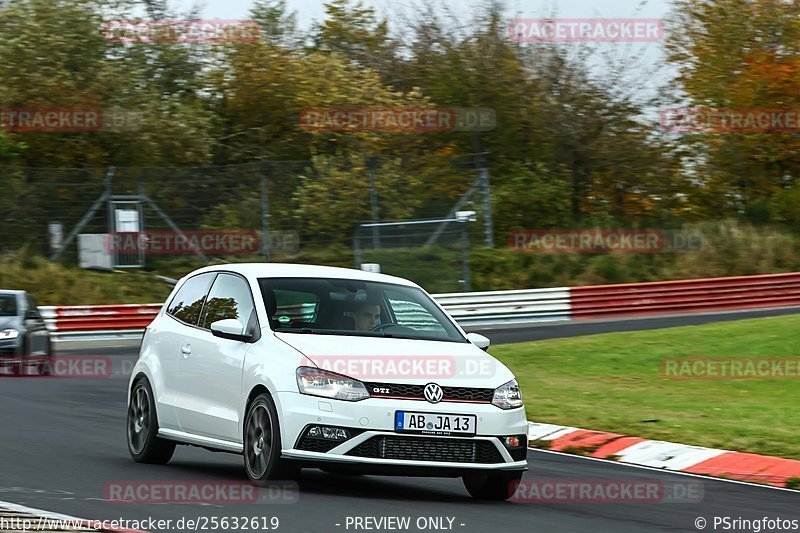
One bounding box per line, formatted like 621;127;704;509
39;340;53;376
463;471;523;501
127;378;175;464
243;393;298;484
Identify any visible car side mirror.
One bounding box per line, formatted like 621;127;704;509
210;319;251;342
24;309;40;320
466;332;491;351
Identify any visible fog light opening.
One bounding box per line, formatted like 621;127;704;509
504;436;522;448
307;425;350;441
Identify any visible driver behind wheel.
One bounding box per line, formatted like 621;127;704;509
353;302;381;331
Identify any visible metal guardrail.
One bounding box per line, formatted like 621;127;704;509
39;272;800;340
569;272;800;319
434;287;571;325
39;304;160;342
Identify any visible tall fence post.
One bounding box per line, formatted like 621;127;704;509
261;161;271;262
353;235;362;269
50;166;115;262
479;161;494;248
368;156;380;249
460;221;472;291
423;152;490;248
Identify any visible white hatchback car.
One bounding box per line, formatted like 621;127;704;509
127;264;528;500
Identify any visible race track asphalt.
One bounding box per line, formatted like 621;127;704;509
0;312;798;533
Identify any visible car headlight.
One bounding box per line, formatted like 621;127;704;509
0;329;19;340
492;379;523;409
296;366;369;402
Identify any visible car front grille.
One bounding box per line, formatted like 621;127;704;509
364;382;494;403
345;436;505;464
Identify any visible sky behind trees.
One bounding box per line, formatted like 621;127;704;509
180;0;671;30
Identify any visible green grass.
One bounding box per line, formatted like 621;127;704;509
489;314;800;460
0;254;173;305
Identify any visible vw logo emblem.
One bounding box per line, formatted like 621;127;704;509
423;383;443;404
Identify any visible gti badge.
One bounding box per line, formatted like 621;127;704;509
423;383;443;404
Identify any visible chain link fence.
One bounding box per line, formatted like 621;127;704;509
1;154;493;292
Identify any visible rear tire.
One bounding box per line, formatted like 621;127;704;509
463;471;523;501
243;393;299;484
127;378;175;464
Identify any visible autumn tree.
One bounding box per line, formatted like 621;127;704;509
666;0;800;221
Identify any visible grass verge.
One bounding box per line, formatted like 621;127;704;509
489;314;800;460
0;254;173;305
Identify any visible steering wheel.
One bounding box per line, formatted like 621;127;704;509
370;322;401;332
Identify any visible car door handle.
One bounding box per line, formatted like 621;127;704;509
181;345;192;357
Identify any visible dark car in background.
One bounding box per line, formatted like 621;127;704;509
0;290;52;375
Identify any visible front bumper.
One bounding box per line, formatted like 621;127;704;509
274;391;529;472
0;338;22;357
0;341;49;375
0;340;30;374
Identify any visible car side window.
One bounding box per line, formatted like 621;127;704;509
0;294;18;316
25;295;40;317
166;273;216;326
272;290;319;325
199;273;256;330
385;290;447;334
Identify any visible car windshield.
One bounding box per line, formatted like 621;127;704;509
0;294;18;317
258;277;466;343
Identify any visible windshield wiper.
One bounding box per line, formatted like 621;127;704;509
377;332;415;339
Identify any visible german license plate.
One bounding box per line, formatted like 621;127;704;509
395;411;477;436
